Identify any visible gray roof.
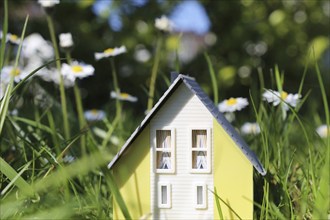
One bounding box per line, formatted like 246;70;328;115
107;74;266;176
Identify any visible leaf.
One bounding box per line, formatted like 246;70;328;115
204;52;218;104
0;158;34;196
214;187;224;219
106;172;132;220
0;0;8;69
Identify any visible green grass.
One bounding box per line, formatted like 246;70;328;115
1;1;329;219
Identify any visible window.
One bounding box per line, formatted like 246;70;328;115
158;182;171;208
190;128;211;173
194;184;207;209
155;129;175;173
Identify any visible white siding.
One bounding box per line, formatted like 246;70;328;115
150;84;214;219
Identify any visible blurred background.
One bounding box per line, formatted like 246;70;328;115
3;0;330;121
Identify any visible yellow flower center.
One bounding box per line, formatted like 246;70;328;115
10;34;18;41
10;68;20;76
104;48;114;54
281;91;288;99
71;65;83;73
120;93;130;98
91;109;99;115
226;98;237;106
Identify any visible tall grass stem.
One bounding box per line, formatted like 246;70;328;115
65;52;87;155
204;52;218;104
110;58;122;125
46;14;70;139
0;0;8;71
147;37;162;111
0;15;28;136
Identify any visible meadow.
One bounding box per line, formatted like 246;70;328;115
0;0;329;219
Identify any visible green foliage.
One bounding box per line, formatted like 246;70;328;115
1;0;329;219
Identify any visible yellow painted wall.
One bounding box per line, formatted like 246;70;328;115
213;119;253;219
112;125;150;220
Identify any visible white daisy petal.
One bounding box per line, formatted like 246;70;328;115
110;91;138;102
38;0;60;8
316;125;329;138
7;33;21;45
218;97;249;113
95;46;127;60
241;122;260;135
94;52;105;60
1;66;28;84
59;33;74;48
262;89;301;111
61;61;95;81
155;15;174;32
23;33;54;60
84;109;106;121
63;155;75;163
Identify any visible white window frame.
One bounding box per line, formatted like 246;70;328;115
154;128;175;173
194;183;207;209
189;128;211;173
158;182;171;208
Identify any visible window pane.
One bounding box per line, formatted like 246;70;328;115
197;186;203;205
156;130;171;148
192;151;207;169
192;130;207;148
157;152;171;169
161;185;167;205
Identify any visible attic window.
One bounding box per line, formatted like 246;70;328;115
190;129;211;173
155;129;175;173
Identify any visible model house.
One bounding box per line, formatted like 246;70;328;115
108;74;266;219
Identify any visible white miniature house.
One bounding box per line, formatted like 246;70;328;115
108;74;266;219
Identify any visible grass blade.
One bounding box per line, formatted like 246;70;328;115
312;61;329;220
1;161;31;195
106;172;132;220
10;59;61;96
0;157;34;196
209;188;242;220
214;187;224;219
0;0;8;70
274;65;286;120
0;81;12;135
147;36;162;111
204;52;218;104
0;15;28;136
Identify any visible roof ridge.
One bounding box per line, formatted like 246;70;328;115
177;74;195;81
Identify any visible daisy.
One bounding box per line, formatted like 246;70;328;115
1;66;28;84
0;32;21;45
59;32;74;49
63;154;75;163
241;122;261;135
155;15;174;32
22;33;54;61
84;109;106;121
37;67;75;88
218;97;249;113
61;61;95;81
94;46;127;60
38;0;60;8
316;125;329;138
262;89;301;111
110;91;138;102
7;33;21;45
